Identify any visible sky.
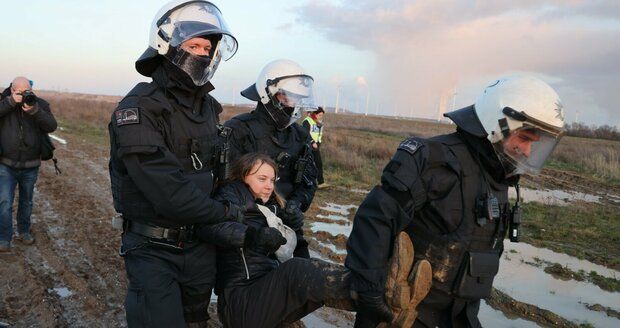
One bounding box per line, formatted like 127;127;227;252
1;0;619;127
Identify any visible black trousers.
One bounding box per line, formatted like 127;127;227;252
121;232;216;327
313;145;324;185
218;258;351;328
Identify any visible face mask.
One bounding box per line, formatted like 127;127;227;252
167;46;221;86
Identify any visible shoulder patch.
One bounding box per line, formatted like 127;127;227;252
115;108;140;126
398;138;422;155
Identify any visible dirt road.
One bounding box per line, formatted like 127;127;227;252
0;132;125;327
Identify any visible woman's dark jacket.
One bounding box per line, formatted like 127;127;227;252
200;180;282;293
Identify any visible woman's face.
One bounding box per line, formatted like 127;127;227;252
244;161;276;203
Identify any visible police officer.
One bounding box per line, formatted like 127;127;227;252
225;59;319;259
107;1;242;326
345;76;566;327
303;107;326;187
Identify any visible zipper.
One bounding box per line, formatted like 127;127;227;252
240;248;250;280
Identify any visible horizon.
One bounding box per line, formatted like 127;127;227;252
2;0;619;127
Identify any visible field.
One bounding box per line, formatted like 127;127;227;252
0;91;618;327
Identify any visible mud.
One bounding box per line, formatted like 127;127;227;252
1;130;617;327
487;288;580;328
522;168;620;206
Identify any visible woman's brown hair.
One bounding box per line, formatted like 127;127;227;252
228;153;284;207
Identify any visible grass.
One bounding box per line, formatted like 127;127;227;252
521;202;620;270
550;136;620;183
44;93;620;271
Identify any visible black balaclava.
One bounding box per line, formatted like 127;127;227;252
151;59;213;114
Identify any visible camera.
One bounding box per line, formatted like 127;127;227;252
21;90;37;106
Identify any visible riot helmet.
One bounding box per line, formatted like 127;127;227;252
241;59;318;130
136;0;238;85
445;76;565;176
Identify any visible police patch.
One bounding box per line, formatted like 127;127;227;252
115;108;140;126
398;138;421;155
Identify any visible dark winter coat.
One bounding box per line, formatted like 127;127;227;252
202;180;283;292
0;87;57;168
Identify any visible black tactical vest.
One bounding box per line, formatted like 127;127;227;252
109;82;227;226
404;133;510;300
232;112;307;199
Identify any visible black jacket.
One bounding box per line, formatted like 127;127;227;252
108;60;227;228
224;104;317;211
0;87;57;168
345;129;514;328
200;181;282;292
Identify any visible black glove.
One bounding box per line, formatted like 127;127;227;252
245;226;287;254
224;202;245;223
352;291;394;327
282;199;304;230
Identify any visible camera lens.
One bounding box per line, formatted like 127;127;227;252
22;91;37;106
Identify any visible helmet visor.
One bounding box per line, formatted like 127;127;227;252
162;1;238;60
270;75;318;112
496;127;563;176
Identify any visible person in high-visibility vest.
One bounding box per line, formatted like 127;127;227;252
302;107;326;186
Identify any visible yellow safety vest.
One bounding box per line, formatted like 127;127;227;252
303;116;323;143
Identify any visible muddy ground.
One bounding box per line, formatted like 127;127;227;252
1;130;618;327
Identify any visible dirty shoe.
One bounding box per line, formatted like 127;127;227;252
16;233;35;245
0;241;10;253
393;259;432;327
380;232;432;328
377;232;414;328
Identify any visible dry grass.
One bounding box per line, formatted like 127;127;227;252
41;91;619;184
550;136;620;182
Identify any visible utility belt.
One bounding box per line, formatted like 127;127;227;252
114;215;196;253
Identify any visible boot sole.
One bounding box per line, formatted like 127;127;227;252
381;234;433;328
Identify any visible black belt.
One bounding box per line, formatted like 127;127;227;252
123;219;196;243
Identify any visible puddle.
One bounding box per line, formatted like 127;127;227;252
495;243;620;327
505;243;619;279
316;240;346;255
302;308;353;328
309;249;338;264
316;214;350;224
49;133;68;145
509;188;601;205
310;222;353;237
319;203;358;216
607;194;620;204
479;301;541;327
49;287;73;298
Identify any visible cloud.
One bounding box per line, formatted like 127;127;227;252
295;0;620;126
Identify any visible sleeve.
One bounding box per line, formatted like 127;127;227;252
302;119;311;133
28;99;57;133
196;221;249;248
288;132;317;212
224;118;252;166
345;140;428;293
0;95;15;118
112;99;226;226
197;182;255;248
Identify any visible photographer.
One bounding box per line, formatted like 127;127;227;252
0;76;57;252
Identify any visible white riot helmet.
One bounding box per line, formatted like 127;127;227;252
241;59;318;130
136;0;238;85
445;76;565;176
